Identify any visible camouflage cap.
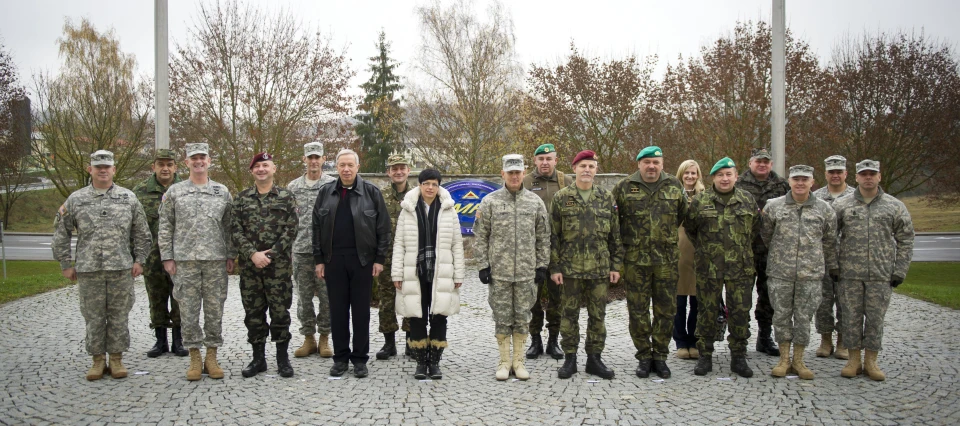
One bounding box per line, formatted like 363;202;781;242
750;147;773;160
303;142;324;157
90;150;114;166
154;149;177;160
385;154;410;167
824;155;847;171
710;157;736;175
534;144;557;156
788;164;814;178
856;159;880;173
185;143;209;157
502;154;525;172
636;145;663;161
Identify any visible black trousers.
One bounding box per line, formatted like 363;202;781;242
325;254;373;364
673;295;698;349
408;276;447;343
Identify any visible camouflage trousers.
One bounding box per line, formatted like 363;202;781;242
488;278;537;336
815;275;842;334
77;269;135;355
696;277;754;356
753;255;774;327
293;253;330;336
768;278;822;346
529;276;562;335
171;260;228;349
560;278;608;354
239;262;293;344
376;263;410;334
143;259;181;329
837;280;891;352
624;263;678;361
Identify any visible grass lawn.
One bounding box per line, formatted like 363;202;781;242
895;262;960;310
3;188;65;233
0;260;74;305
902;196;960;232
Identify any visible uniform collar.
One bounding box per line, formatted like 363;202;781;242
532;169;558;182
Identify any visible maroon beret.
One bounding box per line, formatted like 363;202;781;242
571;150;597;166
249;152;273;169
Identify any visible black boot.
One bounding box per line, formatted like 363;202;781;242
585;354;615;379
635;359;651;378
652;360;671;379
525;334;544;359
557;353;577;379
428;346;443;380
404;333;412;358
276;341;294;378
694;355;713;376
414;348;428;380
545;331;563;360
147;328;168;358
730;354;753;378
756;324;780;356
171;327;188;357
241;343;268;378
377;332;397;360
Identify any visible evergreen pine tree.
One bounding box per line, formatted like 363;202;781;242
355;31;405;172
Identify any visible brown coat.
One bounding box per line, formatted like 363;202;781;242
677;224;696;296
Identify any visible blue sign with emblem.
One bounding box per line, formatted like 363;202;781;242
442;179;501;235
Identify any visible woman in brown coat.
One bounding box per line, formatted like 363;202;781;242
675;160;704;359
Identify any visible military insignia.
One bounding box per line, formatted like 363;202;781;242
462;191;481;200
655;150;661;156
544;147;551;153
565;197;575;207
531;187;543;191
475;210;482;221
161;194;167;203
214;187;221;196
703;205;716;211
630;187;640;193
101;210;108;217
58;204;67;216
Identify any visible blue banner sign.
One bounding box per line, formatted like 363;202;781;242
442;179;501;235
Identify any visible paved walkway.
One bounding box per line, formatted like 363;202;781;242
0;270;958;425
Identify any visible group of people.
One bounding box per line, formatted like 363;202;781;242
53;140;913;383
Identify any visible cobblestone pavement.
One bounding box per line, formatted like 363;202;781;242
1;269;958;425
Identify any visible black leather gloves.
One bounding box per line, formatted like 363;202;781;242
479;267;492;284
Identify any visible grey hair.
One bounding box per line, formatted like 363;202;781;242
335;148;360;165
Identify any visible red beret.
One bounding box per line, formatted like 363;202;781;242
249;152;273;169
571;150;597;166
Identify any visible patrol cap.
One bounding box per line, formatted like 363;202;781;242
709;157;736;176
385;154;410;167
185;143;209;157
249;152;273;169
502;154;525;172
534;144;557;156
571;150;597;166
90;150;114;166
856;159;880;173
788;164;814;178
154;149;177;161
303;142;324;157
636;146;663;161
824;155;847;171
750;147;772;160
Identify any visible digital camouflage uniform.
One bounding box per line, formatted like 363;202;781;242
736;169;789;329
523;169;573;336
834;187;914;351
288;173;336;336
378;181;412;334
473;186;550;336
158;179;237;349
133;171;183;329
613;171;687;362
761;193;838;347
812;185;855;334
684;186;760;356
53;184;152;355
550;184;623;355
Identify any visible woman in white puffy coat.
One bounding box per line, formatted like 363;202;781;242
391;169;464;380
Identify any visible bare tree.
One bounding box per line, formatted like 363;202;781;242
0;40;30;227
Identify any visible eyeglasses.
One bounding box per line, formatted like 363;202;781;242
419;182;440;188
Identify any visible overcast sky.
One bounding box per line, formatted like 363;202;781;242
2;0;957;99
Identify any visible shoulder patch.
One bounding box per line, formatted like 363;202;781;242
58;204;67;216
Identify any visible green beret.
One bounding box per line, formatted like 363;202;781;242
636;146;663;161
709;157;736;176
534;144;556;156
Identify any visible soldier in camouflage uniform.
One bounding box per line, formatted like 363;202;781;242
685;157;760;378
522;143;573;360
132;148;187;358
736;147;789;357
474;154;550;381
613;146;688;380
812;155;856;359
376;154;412;360
53;150;152;381
288;142;336;359
232;153;299;378
158;143;237;381
551;150;622;380
834;159;914;381
761;165;838;380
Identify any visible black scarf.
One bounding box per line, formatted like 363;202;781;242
415;195;440;282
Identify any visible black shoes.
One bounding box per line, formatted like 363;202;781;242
585;354;615;379
276;341;294;378
757;325;780;356
652;360;671;379
376;332;397;360
147;328;168;358
526;334;544;359
330;361;349;377
171;327;188;357
558;353;577;379
635;359;651;378
694;355;713;376
730;355;753;378
428;346;443;380
242;343;268;378
353;363;368;378
545;332;563;360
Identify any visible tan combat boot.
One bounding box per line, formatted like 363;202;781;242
770;342;791;377
863;349;886;381
815;333;834;357
688;347;699;359
294;334;318;357
834;333;849;359
108;353;128;379
512;334;530;380
186;348;203;381
205;347;224;379
318;334;333;358
792;345;814;379
840;349;862;378
495;334;511;381
86;354;107;381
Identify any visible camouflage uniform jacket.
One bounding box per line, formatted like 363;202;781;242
833;187;914;281
287;173;336;255
380;181;413;268
231;184;299;269
760;193;838;281
523;169;573;214
158;179;237;261
612;171;688;266
549;184;623;279
812;185;855;205
684;187;761;280
473;187;550;281
736;169;789;255
132;172;182;266
53;184;152;273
